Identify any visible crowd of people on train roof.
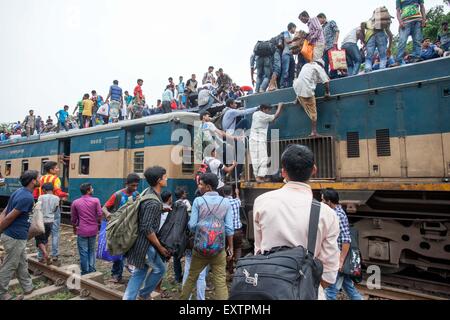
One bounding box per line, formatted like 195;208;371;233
1;1;449;143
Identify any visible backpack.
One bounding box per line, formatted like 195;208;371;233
193;197;226;257
195;158;213;186
254;41;275;57
342;228;363;283
212;107;228;131
229;200;324;300
371;6;392;30
157;200;190;259
106;188;161;256
270;32;285;51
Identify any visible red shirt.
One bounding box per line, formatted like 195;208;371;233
134;85;143;99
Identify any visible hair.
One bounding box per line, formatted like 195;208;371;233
226;98;235;108
168;77;173;81
287;22;297;30
175;186;187;200
20;170;39;187
281;144;315;182
161;190;173;203
80;183;92;195
91;90;97;95
137;79;143;83
299;11;309;19
218;68;224;72
144;166;167;187
317;13;327;19
321;188;340;205
200;111;210;120
260;104;272;111
209;66;214;69
64;105;69;109
125;90;129;94
83;93;90;99
29;109;34;113
199;173;219;191
113;80;119;85
422;37;431;43
223;185;233;196
42;183;54;192
43;161;58;174
126;173;140;185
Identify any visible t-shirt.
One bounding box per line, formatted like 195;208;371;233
396;0;424;23
110;85;123;102
250;111;276;142
177;82;185;95
76;101;84;115
57;110;69;124
104;189;139;213
201;122;218;143
186;79;198;93
134;85;143;100
438;29;450;46
283;31;294;55
4;187;35;240
294;62;330;98
341;28;360;46
125;95;134;106
39;194;60;223
198;89;212;106
204;157;225;189
420;44;440;60
162;89;174;102
82;99;94;117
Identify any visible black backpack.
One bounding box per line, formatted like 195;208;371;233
342;228;363;283
157;201;190;260
254;41;275;57
229;200;324;300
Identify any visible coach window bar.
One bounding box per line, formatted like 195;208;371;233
21;160;29;174
79;155;90;175
134;151;144;174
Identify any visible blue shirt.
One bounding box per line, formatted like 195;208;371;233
421;45;440;60
125;95;134;106
57;110;69;124
4;187;35;240
177;82;185;95
222;107;259;133
189;192;234;237
109;85;123;102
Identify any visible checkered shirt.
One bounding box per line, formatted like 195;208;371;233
227;197;242;230
334;205;351;250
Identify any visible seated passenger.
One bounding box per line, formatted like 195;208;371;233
420;38;444;61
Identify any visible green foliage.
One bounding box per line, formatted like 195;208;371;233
423;5;450;41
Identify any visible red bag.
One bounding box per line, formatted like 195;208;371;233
328;49;348;71
171;101;177;110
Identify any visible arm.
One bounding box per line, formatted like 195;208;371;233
223;161;237;174
253;200;262;255
188;199;199;232
318;214;340;288
105;88;112;103
386;28;394;52
324;82;331;96
273;103;284;120
146;232;170;258
397;8;404;28
224;203;234;260
340;243;351;271
70;203;78;235
420;3;426;27
96;199;103;225
0;209;22;233
334;31;340;48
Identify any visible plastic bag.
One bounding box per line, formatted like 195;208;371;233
328;49;348;71
301;40;314;62
28;201;45;240
97;103;110;117
97;220;122;262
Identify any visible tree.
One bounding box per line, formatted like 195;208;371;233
423;5;450;41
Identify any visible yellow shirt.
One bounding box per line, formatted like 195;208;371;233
82;99;94;117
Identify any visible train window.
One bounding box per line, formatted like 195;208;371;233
134;152;144;174
5;161;11;176
182;146;194;174
346;132;360;158
376;129;391;157
79;155;90;175
41;158;49;175
22;160;29;174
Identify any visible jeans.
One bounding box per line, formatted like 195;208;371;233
396;20;423;63
173;256;183;283
52;209;61;257
123;245;166;300
77;113;83;129
342;42;362;76
272;50;282;77
255;56;271;93
57;121;69;133
182;251;208;300
77;236;97;276
365;32;388;72
323;49;338;79
325;273;364;300
281;53;295;88
112;259;124;280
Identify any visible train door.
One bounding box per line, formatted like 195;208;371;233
58;139;71;191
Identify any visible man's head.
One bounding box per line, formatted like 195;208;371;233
298;11;310;24
321;188;340;208
281;144;316;183
157;99;162;105
198;173;219;194
208;66;214;73
137;79;144;86
20;170;39;188
91;90;97;96
317;13;327;25
125;91;129;96
42;182;54;194
442;21;448;31
161;190;173;206
43;161;60;175
83;93;90;100
64;105;69;111
218;68;224;76
144;166;167;188
168;77;173;83
113;80;119;85
179;76;183;81
29;110;34;115
191;74;196;80
223;185;233;197
260;104;272;114
287;22;297;34
200;111;211;122
80;183;93;196
422;37;431;48
226;98;237;109
175;186;187;200
126;173;140;193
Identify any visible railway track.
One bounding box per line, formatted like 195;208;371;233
22;254;123;300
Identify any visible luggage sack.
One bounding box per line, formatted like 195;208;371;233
229;200;324;300
328;49;348;70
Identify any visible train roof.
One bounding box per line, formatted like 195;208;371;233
0;111;200;149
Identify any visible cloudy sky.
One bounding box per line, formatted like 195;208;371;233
0;0;444;122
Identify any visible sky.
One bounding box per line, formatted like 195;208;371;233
0;0;445;123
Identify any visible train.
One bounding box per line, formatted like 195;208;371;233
1;57;449;278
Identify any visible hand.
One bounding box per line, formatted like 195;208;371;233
339;260;345;273
399;21;405;29
387;48;392;57
251;79;256;86
324;93;331;100
159;246;171;259
226;249;234;263
333;43;338;50
73;227;77;236
421;19;427;28
235;188;240;198
232;160;237;167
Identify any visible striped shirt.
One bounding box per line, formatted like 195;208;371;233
227;196;242;230
333;205;351;251
35;174;68;199
125;189;163;269
307;17;325;45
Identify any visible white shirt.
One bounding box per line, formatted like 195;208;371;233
39;194;60;223
198;89;212;106
294;62;330;98
341;27;360;46
250;111;276;142
204;157;225;189
162;89;174;102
